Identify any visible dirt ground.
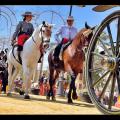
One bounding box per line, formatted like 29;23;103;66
0;92;101;115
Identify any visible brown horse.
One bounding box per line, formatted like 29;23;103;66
47;23;95;103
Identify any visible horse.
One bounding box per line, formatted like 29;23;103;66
7;21;53;99
47;22;95;103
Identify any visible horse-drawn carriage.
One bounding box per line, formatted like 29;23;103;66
85;5;120;114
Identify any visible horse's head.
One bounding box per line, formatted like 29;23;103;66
81;22;95;47
38;21;54;49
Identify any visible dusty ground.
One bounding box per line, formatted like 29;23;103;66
0;92;101;115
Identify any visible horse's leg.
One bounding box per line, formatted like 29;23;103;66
51;70;59;101
47;69;59;101
67;72;77;103
47;68;54;100
23;66;33;99
64;63;75;103
7;64;19;96
71;73;78;100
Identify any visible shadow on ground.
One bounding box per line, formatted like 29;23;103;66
0;93;95;108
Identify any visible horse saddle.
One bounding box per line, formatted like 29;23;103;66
59;41;72;61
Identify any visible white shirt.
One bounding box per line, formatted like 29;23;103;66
55;25;77;43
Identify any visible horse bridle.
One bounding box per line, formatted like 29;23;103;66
76;33;89;54
32;22;50;48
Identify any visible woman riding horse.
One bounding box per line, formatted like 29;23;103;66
47;22;95;103
7;21;53;99
11;12;35;64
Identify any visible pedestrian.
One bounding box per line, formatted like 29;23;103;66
39;73;45;95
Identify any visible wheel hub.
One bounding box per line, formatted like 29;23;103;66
101;57;117;70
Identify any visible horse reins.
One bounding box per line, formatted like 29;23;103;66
31;23;50;58
76;33;88;54
32;23;50;47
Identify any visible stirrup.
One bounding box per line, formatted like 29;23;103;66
38;58;41;63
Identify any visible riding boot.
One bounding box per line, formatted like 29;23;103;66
54;43;62;64
17;45;23;64
38;54;43;63
18;51;22;64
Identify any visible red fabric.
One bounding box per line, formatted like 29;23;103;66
115;102;120;108
52;85;57;96
0;80;2;84
17;34;29;46
39;83;44;96
62;38;69;44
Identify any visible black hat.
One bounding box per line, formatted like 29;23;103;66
22;11;35;17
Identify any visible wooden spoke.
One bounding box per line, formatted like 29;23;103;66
98;72;113;101
98;37;111;56
107;24;115;55
89;68;103;73
116;71;120;95
116;17;120;56
91;70;110;88
108;72;116;110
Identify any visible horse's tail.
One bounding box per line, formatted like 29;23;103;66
12;45;22;65
48;47;64;70
48;49;54;68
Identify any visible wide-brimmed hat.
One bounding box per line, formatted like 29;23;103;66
22;11;35;17
67;16;74;21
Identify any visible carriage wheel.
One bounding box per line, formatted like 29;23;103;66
86;10;120;114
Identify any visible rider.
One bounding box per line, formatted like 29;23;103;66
54;16;78;64
11;11;34;62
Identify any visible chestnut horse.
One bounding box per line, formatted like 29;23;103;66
47;23;95;103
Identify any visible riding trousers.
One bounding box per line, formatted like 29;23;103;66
54;38;72;57
17;34;30;46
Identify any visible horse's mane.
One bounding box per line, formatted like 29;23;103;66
71;28;87;47
32;25;40;36
31;24;44;38
75;28;86;39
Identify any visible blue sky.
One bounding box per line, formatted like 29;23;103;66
1;5;120;69
1;5;120;43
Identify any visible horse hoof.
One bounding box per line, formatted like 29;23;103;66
52;96;56;101
68;99;73;104
72;93;78;100
24;95;30;99
19;90;25;95
7;93;12;97
46;96;50;100
1;91;6;94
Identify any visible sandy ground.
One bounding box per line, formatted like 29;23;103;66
0;92;101;115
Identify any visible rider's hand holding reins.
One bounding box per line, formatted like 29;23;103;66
11;39;16;46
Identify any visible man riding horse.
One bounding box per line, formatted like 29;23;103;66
53;16;78;67
47;20;95;103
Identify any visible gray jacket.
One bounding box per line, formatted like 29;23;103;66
12;21;34;41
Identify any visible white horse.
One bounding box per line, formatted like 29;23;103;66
7;21;53;99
